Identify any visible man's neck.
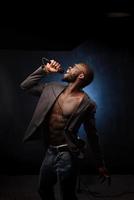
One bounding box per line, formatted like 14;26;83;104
64;82;82;95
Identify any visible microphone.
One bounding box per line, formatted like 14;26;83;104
42;57;64;73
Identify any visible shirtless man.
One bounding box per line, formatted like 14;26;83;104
48;64;85;146
20;60;110;200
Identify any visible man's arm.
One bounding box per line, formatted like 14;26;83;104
83;102;104;168
20;66;48;96
83;102;111;185
20;60;61;96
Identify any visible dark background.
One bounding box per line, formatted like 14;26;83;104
0;1;134;175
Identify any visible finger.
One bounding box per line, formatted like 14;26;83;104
50;60;55;64
55;62;60;67
52;60;60;66
56;64;61;70
50;63;58;71
51;67;58;72
53;61;57;66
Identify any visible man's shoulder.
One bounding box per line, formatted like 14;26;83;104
83;92;97;111
83;92;96;104
51;81;66;87
44;81;66;89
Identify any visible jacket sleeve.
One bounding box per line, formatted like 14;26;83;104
20;66;48;96
83;102;105;168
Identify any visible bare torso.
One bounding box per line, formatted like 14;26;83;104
47;91;84;146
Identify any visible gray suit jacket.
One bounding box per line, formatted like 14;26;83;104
20;66;104;167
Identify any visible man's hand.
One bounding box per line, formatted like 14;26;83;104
97;166;111;186
43;60;61;73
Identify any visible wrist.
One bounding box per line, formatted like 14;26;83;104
41;65;50;74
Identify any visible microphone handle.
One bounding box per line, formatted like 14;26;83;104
42;57;64;73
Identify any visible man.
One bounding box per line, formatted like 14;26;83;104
20;60;110;200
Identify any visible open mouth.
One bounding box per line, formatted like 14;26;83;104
66;70;70;74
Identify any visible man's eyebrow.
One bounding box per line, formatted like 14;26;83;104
75;65;86;75
74;64;81;69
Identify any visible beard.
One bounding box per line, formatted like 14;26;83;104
62;73;77;83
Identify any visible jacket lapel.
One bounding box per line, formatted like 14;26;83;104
23;83;66;142
66;94;90;132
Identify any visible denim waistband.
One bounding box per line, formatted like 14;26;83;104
48;144;69;152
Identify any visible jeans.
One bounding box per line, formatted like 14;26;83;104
38;146;78;200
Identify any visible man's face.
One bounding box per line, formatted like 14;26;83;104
62;64;84;83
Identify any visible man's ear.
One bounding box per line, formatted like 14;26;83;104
78;73;85;80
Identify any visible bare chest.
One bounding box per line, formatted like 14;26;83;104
52;93;84;117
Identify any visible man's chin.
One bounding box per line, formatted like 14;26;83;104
61;74;68;82
61;77;67;82
62;74;76;83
